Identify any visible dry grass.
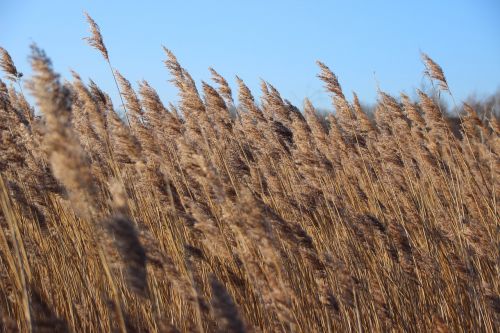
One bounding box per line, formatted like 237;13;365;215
0;14;498;333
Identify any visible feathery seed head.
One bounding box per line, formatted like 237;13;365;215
209;67;233;105
0;47;22;81
83;12;109;60
421;52;449;92
316;61;344;99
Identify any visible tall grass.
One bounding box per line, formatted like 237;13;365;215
0;14;498;333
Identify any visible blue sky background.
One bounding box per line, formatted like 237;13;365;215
1;0;499;110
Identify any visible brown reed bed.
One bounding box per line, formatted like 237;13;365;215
0;13;498;333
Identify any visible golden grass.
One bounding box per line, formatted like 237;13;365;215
0;13;498;333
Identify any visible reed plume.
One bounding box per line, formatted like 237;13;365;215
27;44;98;218
104;214;148;297
421;52;450;92
209;275;247;333
83;12;109;60
0;47;22;82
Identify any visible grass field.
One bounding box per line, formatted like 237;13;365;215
0;13;498;333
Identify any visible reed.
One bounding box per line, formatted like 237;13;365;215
0;15;498;333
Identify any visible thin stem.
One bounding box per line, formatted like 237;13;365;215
107;60;131;126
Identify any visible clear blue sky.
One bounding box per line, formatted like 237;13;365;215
1;0;499;110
